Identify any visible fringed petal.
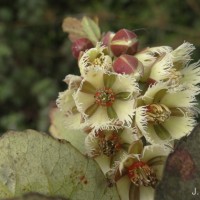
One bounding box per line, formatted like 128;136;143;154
135;106;148;136
160;89;196;108
171;42;195;64
112;99;136;126
56;90;75;114
63;74;82;90
120;127;138;144
142;82;168;105
142;144;171;161
143;124;172;145
163;116;196;140
150;53;173;82
181;60;200;88
111;73;139;95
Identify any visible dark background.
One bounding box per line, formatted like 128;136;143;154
0;0;200;133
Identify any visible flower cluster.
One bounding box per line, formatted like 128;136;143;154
56;17;200;200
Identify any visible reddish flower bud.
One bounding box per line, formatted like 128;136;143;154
113;54;140;74
101;31;115;47
110;29;138;57
71;38;93;59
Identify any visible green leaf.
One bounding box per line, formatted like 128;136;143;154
0;130;120;200
49;108;86;154
81;16;101;44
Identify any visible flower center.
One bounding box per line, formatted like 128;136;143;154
96;131;121;157
146;104;171;124
127;161;158;187
92;56;104;66
94;88;115;107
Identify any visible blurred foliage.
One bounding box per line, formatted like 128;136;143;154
0;0;200;133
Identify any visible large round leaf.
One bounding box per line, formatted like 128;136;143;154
0;130;120;200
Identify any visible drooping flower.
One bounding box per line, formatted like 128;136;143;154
85;127;139;174
107;143;171;200
135;82;197;144
74;69;139;130
78;42;113;76
134;46;172;82
147;42;200;92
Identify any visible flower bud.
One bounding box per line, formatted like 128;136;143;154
110;29;138;57
101;31;115;47
71;38;93;59
113;54;142;75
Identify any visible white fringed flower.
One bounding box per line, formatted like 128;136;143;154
85;127;138;174
74;69;139;130
145;43;200;92
134;46;172;82
135;82;197;144
85;127;138;158
107;144;171;200
78;42;113;76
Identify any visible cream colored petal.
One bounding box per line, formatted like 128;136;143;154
88;106;112;129
95;155;111;174
172;42;195;63
63;74;82;90
134;53;155;82
150;53;173;82
163;116;196;140
148;46;172;54
116;176;131;200
143;124;171;145
56;89;76;115
63;112;85;130
136;46;172;77
142;144;171;161
112;99;135;126
85;132;100;157
111;73;139;94
181;60;200;87
74;90;95;114
135;51;155;67
160;90;196;108
120;127;138;144
135;106;148;136
139;186;155;200
142;82;168;105
84;70;105;89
